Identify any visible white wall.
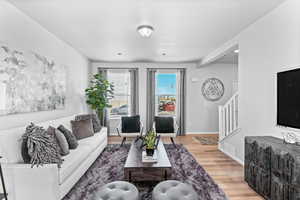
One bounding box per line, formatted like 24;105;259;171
212;0;300;162
0;1;89;130
188;63;238;133
91;62;237;133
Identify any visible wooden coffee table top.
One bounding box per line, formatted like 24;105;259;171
124;140;172;169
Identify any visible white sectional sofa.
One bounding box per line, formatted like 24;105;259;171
0;115;108;200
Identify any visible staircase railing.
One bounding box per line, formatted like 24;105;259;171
218;92;239;141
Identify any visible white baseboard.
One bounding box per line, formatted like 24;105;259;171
219;146;244;166
186;132;219;135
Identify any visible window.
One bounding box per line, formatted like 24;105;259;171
107;69;131;135
155;72;177;116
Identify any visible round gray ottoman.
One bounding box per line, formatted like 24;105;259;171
152;180;197;200
93;181;139;200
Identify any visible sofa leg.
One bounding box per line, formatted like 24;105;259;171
170;137;176;147
121;137;126;146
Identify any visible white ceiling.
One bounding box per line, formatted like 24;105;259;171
8;0;285;62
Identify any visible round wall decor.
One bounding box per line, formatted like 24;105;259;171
201;78;224;101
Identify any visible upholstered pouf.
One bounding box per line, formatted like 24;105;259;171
152;180;197;200
92;181;139;200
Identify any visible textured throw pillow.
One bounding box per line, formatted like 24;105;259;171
155;116;174;133
75;114;102;133
71;118;94;140
47;126;63;154
54;129;70;156
22;123;63;167
57;125;78;149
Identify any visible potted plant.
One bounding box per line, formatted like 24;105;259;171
144;130;157;156
85;74;114;123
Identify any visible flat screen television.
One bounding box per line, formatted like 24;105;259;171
277;68;300;129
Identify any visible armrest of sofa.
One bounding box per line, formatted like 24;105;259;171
2;163;60;200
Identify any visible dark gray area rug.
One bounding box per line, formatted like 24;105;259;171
63;144;228;200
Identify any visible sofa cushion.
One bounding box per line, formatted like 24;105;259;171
59;128;107;184
78;130;107;151
71;119;94;140
75;114;102;133
57;125;78;150
55;129;70;156
59;145;92;184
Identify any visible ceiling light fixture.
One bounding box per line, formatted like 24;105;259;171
234;49;239;53
137;25;154;38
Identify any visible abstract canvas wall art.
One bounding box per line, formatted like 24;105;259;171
0;43;66;115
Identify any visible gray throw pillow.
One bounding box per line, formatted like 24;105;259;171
75;114;102;133
71;118;94;140
57;125;78;149
54;129;70;156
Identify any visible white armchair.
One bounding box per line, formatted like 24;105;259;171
153;116;179;146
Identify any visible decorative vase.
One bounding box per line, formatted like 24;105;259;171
146;148;154;156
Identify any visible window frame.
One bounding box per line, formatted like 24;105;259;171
107;69;132;119
155;71;178;117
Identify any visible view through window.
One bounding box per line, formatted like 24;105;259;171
107;70;131;135
155;73;177;116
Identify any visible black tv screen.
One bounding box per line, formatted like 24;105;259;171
277;68;300;129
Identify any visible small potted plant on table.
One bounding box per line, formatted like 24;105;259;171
144;130;159;156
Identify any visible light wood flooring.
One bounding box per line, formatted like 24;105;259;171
108;134;263;200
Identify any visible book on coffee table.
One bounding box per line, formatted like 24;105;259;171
142;150;158;163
